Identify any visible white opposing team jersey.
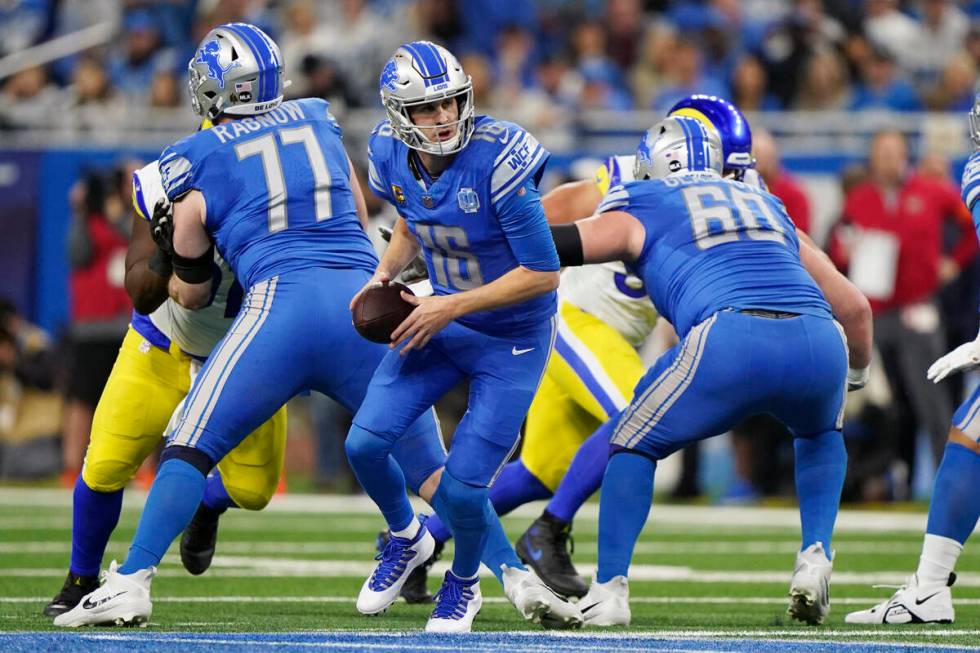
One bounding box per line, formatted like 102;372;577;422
558;154;659;348
132;161;238;359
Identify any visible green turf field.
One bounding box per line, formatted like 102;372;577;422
1;488;978;649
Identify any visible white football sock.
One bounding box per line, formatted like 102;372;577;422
916;533;962;585
392;517;421;540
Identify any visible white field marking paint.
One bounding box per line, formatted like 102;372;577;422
0;516;386;533
8;595;980;606
2;487;973;534
9;540;977;557
7;558;980;588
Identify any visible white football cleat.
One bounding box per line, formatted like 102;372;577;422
845;573;955;624
425;571;482;633
501;564;583;629
787;542;833;625
357;522;435;615
579;575;631;626
53;561;154;627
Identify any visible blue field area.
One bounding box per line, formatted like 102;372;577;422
1;631;977;653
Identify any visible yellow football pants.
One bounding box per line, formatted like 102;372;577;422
522;302;645;491
82;326;287;510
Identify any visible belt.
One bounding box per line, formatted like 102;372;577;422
738;308;800;319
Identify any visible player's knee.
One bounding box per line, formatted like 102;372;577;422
224;483;273;511
81;459;138;493
345;423;392;467
434;470;487;530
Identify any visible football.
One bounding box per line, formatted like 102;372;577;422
351;281;416;344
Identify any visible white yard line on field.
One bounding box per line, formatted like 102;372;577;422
3;487;973;534
5;595;980;606
5;558;980;587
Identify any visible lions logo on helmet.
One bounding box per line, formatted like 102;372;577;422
194;40;241;89
379;41;475;156
633;116;724;181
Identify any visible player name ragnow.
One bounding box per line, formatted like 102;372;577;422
210;103;308;144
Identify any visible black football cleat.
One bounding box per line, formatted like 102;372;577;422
180;504;223;575
375;516;445;604
516;512;588;599
43;570;100;617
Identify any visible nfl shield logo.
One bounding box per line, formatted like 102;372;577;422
457;188;479;213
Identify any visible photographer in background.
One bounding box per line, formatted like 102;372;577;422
60;166;133;486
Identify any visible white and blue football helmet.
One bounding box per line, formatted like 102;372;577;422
970;88;980;150
379;41;474;156
187;23;288;120
634;116;724;181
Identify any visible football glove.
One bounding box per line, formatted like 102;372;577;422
378;225;429;284
927;337;980;383
150;198;174;256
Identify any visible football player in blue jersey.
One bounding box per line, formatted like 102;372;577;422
845;100;980;625
345;41;582;632
548;116;873;626
55;23;447;628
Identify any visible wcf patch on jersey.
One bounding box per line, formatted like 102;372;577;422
457;187;479;213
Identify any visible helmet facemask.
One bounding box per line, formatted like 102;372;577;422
384;81;475;156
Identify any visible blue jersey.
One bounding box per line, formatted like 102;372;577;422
367;115;559;335
159;98;378;288
599;172;831;337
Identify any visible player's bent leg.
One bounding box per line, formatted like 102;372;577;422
47;328;188;618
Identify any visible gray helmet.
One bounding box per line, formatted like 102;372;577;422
379;41;474;156
187;23;288;120
634;116;724;181
970;88;980;150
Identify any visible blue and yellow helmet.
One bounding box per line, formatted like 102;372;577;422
668;95;753;177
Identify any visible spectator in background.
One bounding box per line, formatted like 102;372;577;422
299;54;361;110
730;54;782;111
105;10;176;102
829;130;977;493
61;55;125;134
793;48;852;110
508;54;577;133
651;36;727;112
459;52;494;108
0;299;56;394
923;53;976;112
909;0;969;81
491;25;538;107
148;71;180;109
849;47;922;112
863;0;922;74
279;0;330;92
604;0;648;71
576;59;633;111
0;65;61;129
630;23;677;109
61;168;133;487
754;128;811;234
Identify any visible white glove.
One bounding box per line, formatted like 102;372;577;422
927;338;980;383
846;366;869;392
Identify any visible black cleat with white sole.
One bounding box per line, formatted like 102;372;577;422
43;571;100;617
516;512;588;599
180;504;223;575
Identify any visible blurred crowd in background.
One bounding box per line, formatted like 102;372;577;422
5;0;980;130
1;0;980;506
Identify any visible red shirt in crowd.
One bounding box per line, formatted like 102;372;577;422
831;174;977;314
70;214;131;322
768;171;811;234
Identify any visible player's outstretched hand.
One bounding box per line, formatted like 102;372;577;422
927;338;980;383
389;292;458;355
350;271;391;311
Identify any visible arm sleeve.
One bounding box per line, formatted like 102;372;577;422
946;183;979;268
367;153;393;203
496;180;560;272
961;151;980;212
597;184;630;214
